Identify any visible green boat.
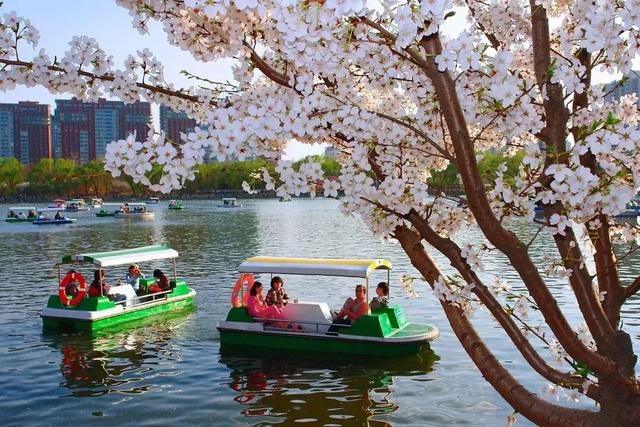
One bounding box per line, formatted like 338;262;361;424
5;206;39;223
217;257;439;357
41;245;196;333
168;200;184;210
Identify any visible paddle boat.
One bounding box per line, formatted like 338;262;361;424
146;196;160;204
113;203;155;219
49;199;66;209
65;198;89;212
217;257;439;357
168;200;185;210
95;202;124;217
90;198;103;209
217;197;242;208
32;208;76;225
5;206;39;223
41;245;196;333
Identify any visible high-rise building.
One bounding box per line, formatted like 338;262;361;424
160;105;196;144
604;71;640;104
53;98;151;164
0;101;51;165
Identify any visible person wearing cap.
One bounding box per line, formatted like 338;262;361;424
125;264;145;293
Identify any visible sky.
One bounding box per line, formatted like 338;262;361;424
0;0;326;160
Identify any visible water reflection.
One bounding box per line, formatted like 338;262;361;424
219;346;439;425
49;309;194;397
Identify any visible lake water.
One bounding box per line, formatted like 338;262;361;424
0;199;638;426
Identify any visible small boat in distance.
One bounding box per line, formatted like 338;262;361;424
146;197;160;204
114;203;155;219
168;200;185;210
41;245;196;333
65;199;89;212
90;198;103;209
217;197;242;208
32;208;75;225
217;257;439;357
5;206;39;223
49;199;66;209
95;202;124;217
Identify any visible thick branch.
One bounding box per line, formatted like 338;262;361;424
407;211;584;389
394;226;603;427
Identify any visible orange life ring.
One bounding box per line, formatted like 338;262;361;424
231;273;254;307
59;271;87;307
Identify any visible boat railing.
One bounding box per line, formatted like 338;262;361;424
253;316;348;334
115;289;173;307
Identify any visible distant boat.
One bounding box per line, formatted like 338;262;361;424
114;203;155;219
33;218;76;225
217;197;242;208
5;206;39;223
278;197;291;202
146;197;160;204
65;199;89;212
90;198;103;209
48;199;66;209
168;200;185;210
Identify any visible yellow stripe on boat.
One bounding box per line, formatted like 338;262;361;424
239;256;391;278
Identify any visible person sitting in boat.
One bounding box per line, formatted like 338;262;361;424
369;282;389;312
64;269;79;297
124;203;130;213
331;284;370;328
7;210;16;218
149;269;171;293
54;211;63;220
37;212;47;220
247;281;285;320
265;276;290;307
88;269;111;297
27;209;37;218
125;264;145;294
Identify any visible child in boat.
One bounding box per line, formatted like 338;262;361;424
265;276;290;307
149;269;170;293
125;264;145;293
54;211;63;220
369;282;389;312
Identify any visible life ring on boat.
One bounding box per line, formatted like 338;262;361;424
59;271;87;307
231;273;254;307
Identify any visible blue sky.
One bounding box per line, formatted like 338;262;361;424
0;0;325;160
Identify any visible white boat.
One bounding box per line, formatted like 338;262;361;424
114;203;155;219
65;199;89;212
90;198;103;209
49;199;66;209
217;197;242;208
146;197;160;204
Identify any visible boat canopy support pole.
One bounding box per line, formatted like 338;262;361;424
387;269;390;299
173;258;177;281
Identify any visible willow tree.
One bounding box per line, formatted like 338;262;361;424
2;1;639;424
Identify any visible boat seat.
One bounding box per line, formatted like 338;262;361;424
279;301;332;324
107;284;137;306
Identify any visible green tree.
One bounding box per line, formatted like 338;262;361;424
0;157;26;196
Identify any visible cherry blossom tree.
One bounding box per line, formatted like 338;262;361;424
2;0;640;424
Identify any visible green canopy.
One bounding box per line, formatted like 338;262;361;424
61;245;178;267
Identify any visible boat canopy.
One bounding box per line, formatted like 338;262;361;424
238;256;392;278
8;206;37;210
61;245;178;267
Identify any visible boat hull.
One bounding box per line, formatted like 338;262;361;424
217;305;439;357
33;219;76;225
5;217;36;223
42;289;195;333
114;212;155;219
217;325;434;357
